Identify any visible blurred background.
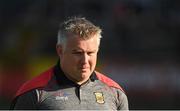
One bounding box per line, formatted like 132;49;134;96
0;0;180;109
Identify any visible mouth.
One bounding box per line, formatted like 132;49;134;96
79;67;89;72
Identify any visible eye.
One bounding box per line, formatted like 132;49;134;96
72;51;82;55
87;52;95;56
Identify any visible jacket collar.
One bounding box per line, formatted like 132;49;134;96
53;60;97;86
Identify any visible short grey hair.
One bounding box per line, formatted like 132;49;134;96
57;17;102;47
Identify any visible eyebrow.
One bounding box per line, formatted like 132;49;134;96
72;49;83;52
72;49;97;52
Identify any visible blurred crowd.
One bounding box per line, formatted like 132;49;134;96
0;0;180;109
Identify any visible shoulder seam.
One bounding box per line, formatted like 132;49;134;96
95;71;125;94
14;67;54;98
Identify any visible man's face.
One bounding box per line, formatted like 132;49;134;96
56;35;99;84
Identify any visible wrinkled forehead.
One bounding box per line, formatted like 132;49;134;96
60;32;101;52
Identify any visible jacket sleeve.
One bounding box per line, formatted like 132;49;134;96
116;89;129;110
10;90;38;109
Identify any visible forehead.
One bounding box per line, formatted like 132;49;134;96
65;35;99;51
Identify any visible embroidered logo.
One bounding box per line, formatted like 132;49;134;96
55;96;68;101
53;91;70;101
94;92;105;104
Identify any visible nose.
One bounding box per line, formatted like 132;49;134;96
81;53;89;64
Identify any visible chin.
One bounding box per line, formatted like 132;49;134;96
80;71;91;78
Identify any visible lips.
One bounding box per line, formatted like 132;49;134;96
79;66;89;71
80;68;88;70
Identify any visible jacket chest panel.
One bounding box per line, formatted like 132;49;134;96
38;83;117;110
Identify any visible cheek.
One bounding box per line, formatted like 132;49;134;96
62;55;78;71
61;54;74;65
90;56;97;65
67;55;80;65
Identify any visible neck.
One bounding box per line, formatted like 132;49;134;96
64;73;90;85
76;78;90;85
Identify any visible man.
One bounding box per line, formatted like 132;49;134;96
10;17;129;110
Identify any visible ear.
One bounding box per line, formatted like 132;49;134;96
56;45;63;58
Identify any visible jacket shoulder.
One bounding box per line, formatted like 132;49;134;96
15;67;54;98
95;71;125;93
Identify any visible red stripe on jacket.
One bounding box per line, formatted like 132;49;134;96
15;67;54;98
95;71;125;93
14;67;125;98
